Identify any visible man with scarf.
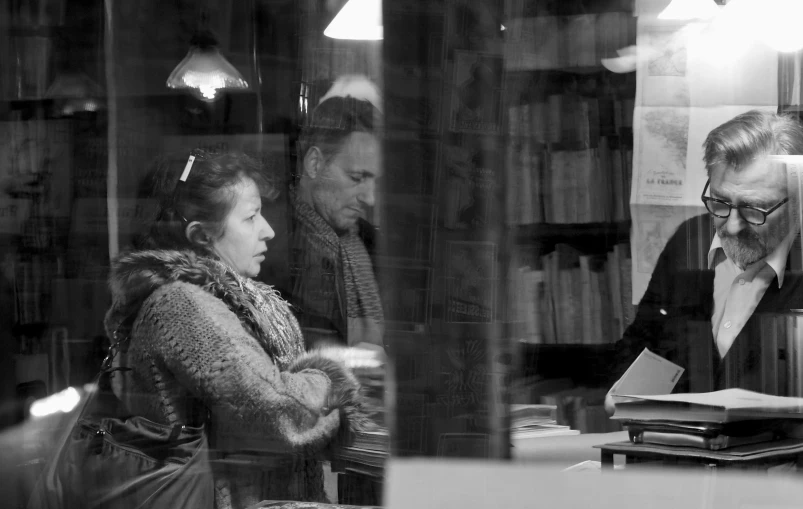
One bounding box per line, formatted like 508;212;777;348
261;77;385;351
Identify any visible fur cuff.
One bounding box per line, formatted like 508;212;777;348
288;351;376;444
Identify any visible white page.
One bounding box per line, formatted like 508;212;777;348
613;348;684;396
614;388;803;412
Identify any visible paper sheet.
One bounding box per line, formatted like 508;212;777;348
613;348;684;396
614;388;803;413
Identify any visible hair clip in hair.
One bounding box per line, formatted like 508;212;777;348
179;154;196;182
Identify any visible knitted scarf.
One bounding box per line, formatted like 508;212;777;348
292;195;384;346
211;259;306;370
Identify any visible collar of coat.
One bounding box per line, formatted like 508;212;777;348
105;249;270;346
104;248;377;443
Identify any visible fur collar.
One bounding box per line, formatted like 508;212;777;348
104;249;304;371
105;249;227;338
106;249;376;443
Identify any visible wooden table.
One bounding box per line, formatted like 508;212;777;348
596;439;803;470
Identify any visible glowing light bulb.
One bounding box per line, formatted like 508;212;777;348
29;387;81;418
166;42;248;102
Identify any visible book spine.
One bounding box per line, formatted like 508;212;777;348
761;313;779;395
579;255;593;345
793;314;803;397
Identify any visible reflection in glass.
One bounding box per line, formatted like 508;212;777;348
166;31;248;102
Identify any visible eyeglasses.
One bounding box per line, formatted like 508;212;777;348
700;179;788;226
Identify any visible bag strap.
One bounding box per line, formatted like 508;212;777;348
101;328;131;375
104;324;211;433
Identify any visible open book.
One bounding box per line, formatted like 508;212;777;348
612;389;803;423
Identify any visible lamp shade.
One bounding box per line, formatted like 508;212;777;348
44;71;105;116
166;43;248;102
658;0;719;20
324;0;383;40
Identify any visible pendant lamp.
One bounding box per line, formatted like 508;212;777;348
659;0;719;20
324;0;383;40
166;30;248;102
44;71;105;116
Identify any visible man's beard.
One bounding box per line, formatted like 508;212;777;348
718;223;783;269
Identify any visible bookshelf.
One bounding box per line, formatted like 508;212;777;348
0;2;108;422
516;220;630;245
504;0;636;433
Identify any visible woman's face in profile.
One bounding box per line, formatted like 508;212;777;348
211;177;275;278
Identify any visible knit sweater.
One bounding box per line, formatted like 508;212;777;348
104;249;371;509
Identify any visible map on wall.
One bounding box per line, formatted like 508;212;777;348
633;106;689;204
646;29;687;77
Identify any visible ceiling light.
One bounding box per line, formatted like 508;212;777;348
166;30;248;102
658;0;720;20
324;0;383;40
44;71;105;116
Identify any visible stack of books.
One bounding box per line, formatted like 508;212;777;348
337;428;389;475
510;403;579;441
611;389;803;450
333;345;388;476
513;242;633;346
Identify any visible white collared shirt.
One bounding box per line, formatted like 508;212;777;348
707;228;797;358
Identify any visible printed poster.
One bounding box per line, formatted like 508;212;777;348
444;241;496;323
0;120;72;216
450;51;504;134
441;135;497;230
379;265;431;333
386;76;443;134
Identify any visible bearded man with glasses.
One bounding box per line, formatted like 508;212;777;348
606;110;803;414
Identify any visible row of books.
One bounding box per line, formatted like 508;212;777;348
505;139;632;225
728;313;803;398
504;12;636;71
506;96;633;225
513;243;634;345
508;96;635;148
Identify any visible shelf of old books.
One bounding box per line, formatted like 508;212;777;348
516;220;631;245
500;0;638;436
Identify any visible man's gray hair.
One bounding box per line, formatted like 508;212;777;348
703;109;803;174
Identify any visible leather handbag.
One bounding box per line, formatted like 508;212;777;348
27;332;215;509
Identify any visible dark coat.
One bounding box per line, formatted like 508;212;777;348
611;214;803;394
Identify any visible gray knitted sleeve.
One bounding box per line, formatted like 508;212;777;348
136;281;342;452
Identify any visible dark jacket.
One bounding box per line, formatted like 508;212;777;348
611;214;803;394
